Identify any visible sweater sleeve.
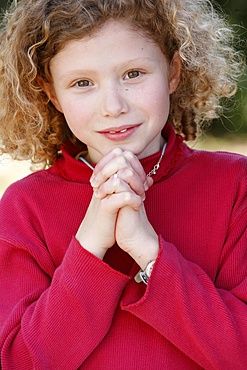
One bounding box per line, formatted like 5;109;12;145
0;184;130;369
121;206;247;369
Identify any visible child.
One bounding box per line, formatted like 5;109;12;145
0;0;246;368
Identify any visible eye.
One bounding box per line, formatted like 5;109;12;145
76;80;92;87
124;70;141;79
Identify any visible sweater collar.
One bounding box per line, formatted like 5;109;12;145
52;123;184;184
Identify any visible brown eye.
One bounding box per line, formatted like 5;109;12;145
126;70;140;79
77;80;91;87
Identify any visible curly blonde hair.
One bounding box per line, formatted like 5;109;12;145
0;0;244;167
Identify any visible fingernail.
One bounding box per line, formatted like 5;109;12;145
90;174;98;187
144;181;149;191
142;193;146;201
94;188;100;198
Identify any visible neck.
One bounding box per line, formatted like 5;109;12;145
78;140;167;179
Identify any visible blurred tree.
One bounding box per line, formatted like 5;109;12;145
211;0;247;137
0;0;7;10
0;0;246;137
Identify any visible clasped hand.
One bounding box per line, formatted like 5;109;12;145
76;148;159;269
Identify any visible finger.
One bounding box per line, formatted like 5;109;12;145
91;148;123;180
90;149;149;191
90;152;132;187
116;167;146;197
146;175;154;188
94;173;146;201
109;154;153;194
101;192;143;212
122;151;148;188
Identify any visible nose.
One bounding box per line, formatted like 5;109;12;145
100;81;129;117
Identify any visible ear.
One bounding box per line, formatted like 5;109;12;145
168;51;181;94
38;78;63;113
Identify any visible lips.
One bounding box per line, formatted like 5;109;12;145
97;124;141;141
98;124;140;134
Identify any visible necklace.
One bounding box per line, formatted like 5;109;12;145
146;142;167;177
78;142;167;177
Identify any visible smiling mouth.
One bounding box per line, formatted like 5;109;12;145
97;124;141;141
99;124;140;134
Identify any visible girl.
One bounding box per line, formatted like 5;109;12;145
0;0;246;369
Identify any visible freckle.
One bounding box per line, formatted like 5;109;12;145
125;89;129;91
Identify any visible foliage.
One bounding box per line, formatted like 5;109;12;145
211;0;247;137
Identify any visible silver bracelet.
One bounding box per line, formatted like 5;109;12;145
134;260;155;285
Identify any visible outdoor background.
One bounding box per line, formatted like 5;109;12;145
0;0;246;197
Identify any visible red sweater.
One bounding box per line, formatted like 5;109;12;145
0;124;247;369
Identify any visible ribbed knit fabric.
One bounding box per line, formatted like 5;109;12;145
0;124;247;369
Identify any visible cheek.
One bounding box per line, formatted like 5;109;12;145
142;83;170;118
61;99;89;130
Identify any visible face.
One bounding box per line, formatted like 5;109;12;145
48;20;181;163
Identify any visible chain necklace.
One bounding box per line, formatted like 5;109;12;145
78;142;167;177
146;142;167;177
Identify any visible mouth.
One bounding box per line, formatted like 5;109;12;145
98;124;141;134
97;124;141;141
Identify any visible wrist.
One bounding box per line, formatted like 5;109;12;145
130;235;159;271
75;234;107;260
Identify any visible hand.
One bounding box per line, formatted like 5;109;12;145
76;194;118;259
116;205;159;270
80;147;156;266
90;148;153;200
76;148;152;259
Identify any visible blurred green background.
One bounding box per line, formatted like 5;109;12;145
0;0;246;137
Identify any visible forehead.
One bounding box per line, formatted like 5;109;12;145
51;20;166;67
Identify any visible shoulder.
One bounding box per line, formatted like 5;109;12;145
183;147;247;224
1;168;64;209
181;146;247;201
0;169;69;245
187;146;247;175
189;145;247;163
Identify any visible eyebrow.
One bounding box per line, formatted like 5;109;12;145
57;57;156;80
